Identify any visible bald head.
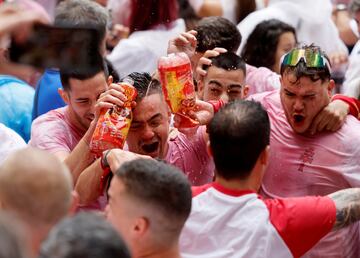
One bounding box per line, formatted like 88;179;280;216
0;148;73;225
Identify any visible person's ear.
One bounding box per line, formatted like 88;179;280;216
68;191;79;215
107;75;113;86
327;79;335;96
133;217;149;238
242;85;250;99
58;88;70;104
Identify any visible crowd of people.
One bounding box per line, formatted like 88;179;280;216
1;0;360;257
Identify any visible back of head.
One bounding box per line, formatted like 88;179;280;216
209;100;270;180
54;0;109;41
128;0;179;34
204;52;246;75
115;158;192;245
0;148;73;226
39;212;131;258
195;17;241;53
280;44;331;83
124;72;162;102
242;19;296;69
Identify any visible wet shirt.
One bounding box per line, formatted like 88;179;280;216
165;126;214;186
251;90;360;258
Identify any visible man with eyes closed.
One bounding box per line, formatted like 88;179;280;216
250;45;360;258
29;66;128;209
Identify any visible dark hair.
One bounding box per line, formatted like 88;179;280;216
280;45;331;83
60;60;107;91
124;72;162;102
195;17;241;53
128;0;178;34
236;0;256;23
203;52;246;75
54;0;109;41
177;0;200;30
209;100;270;180
39;212;131;258
115;159;192;234
241;19;296;70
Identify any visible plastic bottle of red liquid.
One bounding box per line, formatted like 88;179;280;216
158;52;198;127
90;80;137;157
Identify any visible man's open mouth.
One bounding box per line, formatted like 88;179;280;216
141;142;159;154
293;114;305;123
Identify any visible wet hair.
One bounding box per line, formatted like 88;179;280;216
209;100;270;180
203;52;246;75
177;0;200;30
280;45;331;83
39;212;131;258
241;19;296;70
128;0;178;34
115;159;192;241
195;17;241;53
236;0;256;23
124;72;162;102
54;0;109;41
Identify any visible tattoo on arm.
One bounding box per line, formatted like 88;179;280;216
328;188;360;231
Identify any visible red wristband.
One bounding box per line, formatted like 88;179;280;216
208;99;225;113
331;94;360;119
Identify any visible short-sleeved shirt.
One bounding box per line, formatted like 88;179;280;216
250;90;360;257
29;107;83;154
165;126;214;186
180;182;336;258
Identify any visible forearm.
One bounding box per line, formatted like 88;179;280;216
64;130;95;184
75;159;103;205
328;188;360;230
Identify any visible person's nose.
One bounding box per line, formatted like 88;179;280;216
220;92;229;103
293;98;304;112
142;124;155;140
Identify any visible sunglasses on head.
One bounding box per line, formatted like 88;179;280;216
281;48;331;71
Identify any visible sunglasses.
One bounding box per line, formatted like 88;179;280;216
281;48;331;70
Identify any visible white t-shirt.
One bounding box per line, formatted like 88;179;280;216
237;0;348;56
342;40;360;98
0;123;26;165
180;182;335;258
107;19;186;78
251;90;360;257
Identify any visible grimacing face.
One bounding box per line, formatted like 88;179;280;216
198;66;249;102
280;72;334;134
61;72;108;132
126;93;171;158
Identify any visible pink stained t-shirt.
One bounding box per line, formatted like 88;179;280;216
29;107;83;154
246;64;281;96
165;126;215;186
250;90;360;258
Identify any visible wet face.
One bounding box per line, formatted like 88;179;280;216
280;73;334;134
64;72;107;132
198;66;248;102
126;93;170;158
272;32;296;74
355;11;360;34
106;177;136;249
